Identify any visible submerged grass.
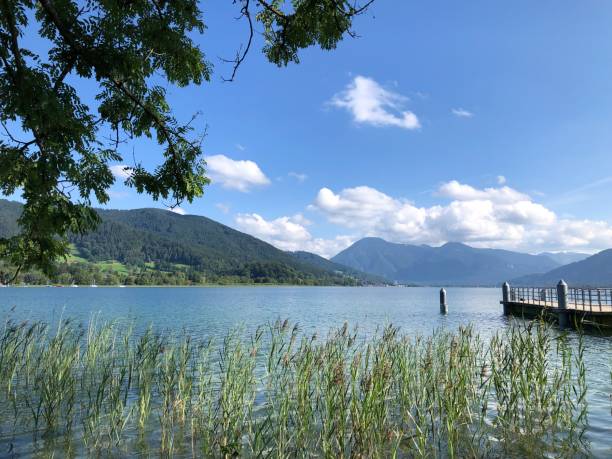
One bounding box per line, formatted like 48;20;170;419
0;317;593;457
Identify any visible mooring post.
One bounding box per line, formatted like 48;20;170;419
502;282;510;315
440;288;448;314
557;279;569;329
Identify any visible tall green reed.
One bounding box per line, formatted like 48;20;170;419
0;317;594;458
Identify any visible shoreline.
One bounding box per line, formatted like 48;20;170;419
1;283;499;288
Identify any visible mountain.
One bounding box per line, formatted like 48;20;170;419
512;249;612;287
537;251;590;265
288;251;386;284
0;199;21;237
331;237;561;286
0;200;375;285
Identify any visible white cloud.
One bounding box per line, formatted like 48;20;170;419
290;213;312;226
330;76;420;130
234;213;353;258
236;143;246;151
452;108;473;118
206;154;270;192
215;203;230;214
235;213;310;247
438;180;530;204
170;207;186;215
310;181;612;253
304;236;355;259
288;172;308;183
110;164;132;180
497;175;507;185
311;186;399;226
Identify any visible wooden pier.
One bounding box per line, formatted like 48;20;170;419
501;280;612;330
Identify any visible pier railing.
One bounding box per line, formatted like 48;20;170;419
508;284;612;313
510;286;558;307
503;280;612;329
567;287;612;313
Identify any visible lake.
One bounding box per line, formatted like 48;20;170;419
1;286;611;456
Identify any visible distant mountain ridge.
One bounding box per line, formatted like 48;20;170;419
0;200;375;285
536;251;590;265
512;249;612;287
331;237;561;286
4;198;605;287
288;251;385;284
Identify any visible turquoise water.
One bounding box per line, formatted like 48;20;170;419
1;286;505;337
1;286;611;456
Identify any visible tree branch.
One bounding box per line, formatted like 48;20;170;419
256;0;287;19
1;121;36;149
221;0;254;82
53;55;77;92
0;1;48;156
343;0;376;16
37;0;185;170
5;262;23;285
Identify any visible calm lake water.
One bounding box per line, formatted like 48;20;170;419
1;286;611;456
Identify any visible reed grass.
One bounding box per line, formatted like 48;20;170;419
0;317;593;457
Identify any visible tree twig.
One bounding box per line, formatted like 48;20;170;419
222;0;254;82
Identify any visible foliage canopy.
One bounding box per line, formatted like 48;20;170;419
0;0;374;278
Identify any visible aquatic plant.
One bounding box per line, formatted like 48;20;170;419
0;317;592;457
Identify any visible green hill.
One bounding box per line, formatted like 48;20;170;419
0;200;376;286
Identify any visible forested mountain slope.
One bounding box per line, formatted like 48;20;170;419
0;200;374;285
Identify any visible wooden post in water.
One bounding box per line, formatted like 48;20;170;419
557;279;569;329
502;282;510;315
439;288;448;314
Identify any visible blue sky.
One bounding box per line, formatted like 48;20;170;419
9;1;612;257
